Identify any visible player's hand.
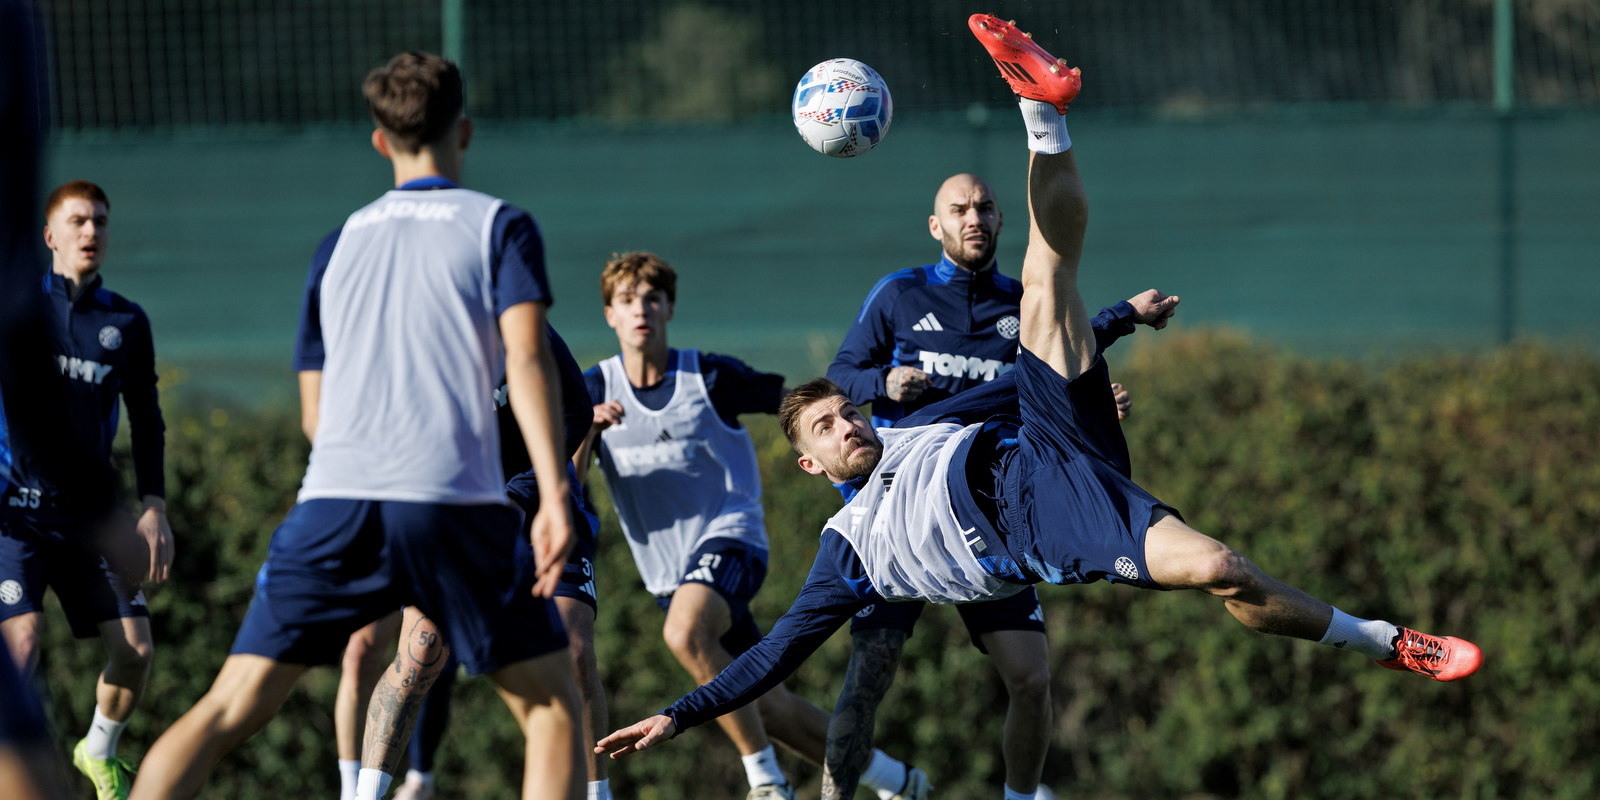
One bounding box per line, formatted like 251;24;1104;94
136;499;174;584
528;500;574;598
596;715;676;759
590;401;625;433
1112;382;1132;420
885;366;929;402
1126;289;1179;329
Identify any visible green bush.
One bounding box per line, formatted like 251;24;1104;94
33;333;1600;798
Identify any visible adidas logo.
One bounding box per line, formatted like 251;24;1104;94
994;59;1039;85
683;566;715;583
1028;605;1044;623
911;312;943;332
1032;131;1048;139
657;430;673;443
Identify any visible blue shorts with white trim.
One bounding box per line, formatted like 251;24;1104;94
0;518;147;637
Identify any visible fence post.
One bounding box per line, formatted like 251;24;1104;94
442;0;464;65
1494;0;1516;344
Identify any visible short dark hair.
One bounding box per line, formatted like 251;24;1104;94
601;252;678;305
779;378;850;450
44;179;109;219
362;51;464;153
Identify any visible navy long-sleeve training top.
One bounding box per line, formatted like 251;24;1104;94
2;271;165;523
663;301;1137;732
828;254;1025;427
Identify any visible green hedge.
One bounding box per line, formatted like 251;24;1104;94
33;333;1600;798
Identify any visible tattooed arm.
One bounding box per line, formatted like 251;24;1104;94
361;606;452;774
822;627;909;800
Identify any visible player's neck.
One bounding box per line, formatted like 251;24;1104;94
619;338;671;388
51;261;99;301
389;148;462;188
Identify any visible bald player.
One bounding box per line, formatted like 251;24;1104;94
823;174;1133;799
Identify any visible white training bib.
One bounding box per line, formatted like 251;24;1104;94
300;188;510;505
826;422;1023;604
596;349;767;595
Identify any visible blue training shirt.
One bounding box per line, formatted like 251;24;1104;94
828;253;1025;427
662;302;1138;732
1;271;165;522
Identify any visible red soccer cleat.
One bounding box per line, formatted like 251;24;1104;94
1377;627;1483;682
968;14;1082;113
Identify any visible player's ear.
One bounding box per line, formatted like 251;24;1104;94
796;452;826;476
927;214;941;241
602;303;619;330
664;300;675;322
371;128;392;160
41;224;55;250
457;117;474;151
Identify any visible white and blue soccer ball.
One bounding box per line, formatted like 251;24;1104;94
792;58;892;158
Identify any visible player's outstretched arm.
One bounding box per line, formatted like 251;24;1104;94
501;301;574;598
595;714;676;759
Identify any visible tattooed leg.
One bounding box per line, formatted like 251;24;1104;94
821;628;908;800
361;606;451;775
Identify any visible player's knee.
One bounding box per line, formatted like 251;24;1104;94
1001;662;1052;706
2;616;42;668
661;618;709;663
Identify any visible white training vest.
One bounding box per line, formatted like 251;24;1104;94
825;422;1024;604
300;188;510;505
596;349;767;595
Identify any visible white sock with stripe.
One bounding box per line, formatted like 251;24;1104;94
354;768;392;800
860;748;908;798
1018;97;1071;154
741;745;787;788
1319;608;1399;659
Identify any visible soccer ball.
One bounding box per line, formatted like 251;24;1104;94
792;59;893;158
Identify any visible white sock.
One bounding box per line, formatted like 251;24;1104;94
338;759;362;800
860;749;908;798
355;768;393;800
83;707;129;760
1004;785;1038;800
1018;97;1071;154
741;744;787;788
587;779;612;800
1320;608;1400;659
403;769;433;787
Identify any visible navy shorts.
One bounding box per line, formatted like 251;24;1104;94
653;537;769;657
849;586;1045;653
1002;347;1176;590
0;518;147;637
232;499;566;675
509;477;602;612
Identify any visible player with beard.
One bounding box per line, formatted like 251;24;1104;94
822;174;1136;800
596;16;1481;791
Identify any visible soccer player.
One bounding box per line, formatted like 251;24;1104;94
574;252;926;800
128;52;584;800
823;172;1132;800
0;179;174;800
596;16;1483;782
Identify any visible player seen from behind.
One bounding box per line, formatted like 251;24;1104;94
128;51;585;800
596;15;1483;778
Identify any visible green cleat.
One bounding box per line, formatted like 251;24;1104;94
73;738;137;800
